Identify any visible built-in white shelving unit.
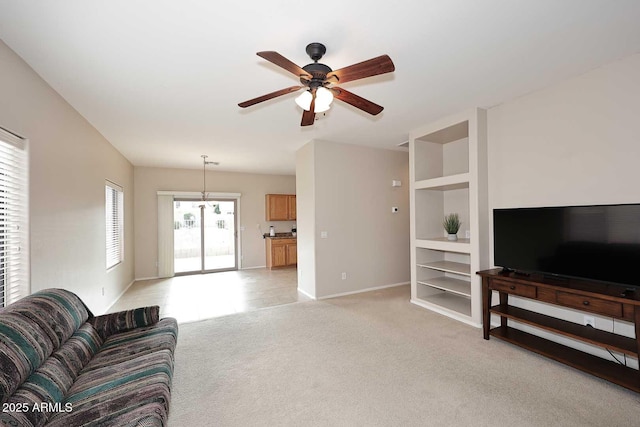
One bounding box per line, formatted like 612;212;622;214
409;108;488;327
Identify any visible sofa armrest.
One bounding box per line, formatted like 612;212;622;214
89;306;160;341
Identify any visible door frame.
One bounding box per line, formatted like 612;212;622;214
159;191;242;273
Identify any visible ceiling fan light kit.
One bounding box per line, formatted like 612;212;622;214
238;43;395;126
296;87;333;112
294;90;312;110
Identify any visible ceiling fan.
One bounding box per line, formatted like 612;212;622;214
238;43;395;126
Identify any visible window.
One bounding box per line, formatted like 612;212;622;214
105;181;124;269
0;127;29;307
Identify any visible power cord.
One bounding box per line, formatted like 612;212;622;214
606;347;625;366
608;318;628;367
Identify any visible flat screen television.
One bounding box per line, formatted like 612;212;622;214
493;203;640;289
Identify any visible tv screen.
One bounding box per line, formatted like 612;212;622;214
493;204;640;288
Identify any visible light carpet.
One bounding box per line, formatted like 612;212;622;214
169;285;640;426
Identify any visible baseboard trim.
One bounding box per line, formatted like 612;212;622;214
134;276;161;281
297;288;316;300
105;278;136;313
410;298;482;328
240;265;267;270
317;281;409;300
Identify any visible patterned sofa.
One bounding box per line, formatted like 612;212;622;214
0;289;178;426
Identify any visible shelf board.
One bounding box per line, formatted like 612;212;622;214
415;120;469;145
417;277;471;297
490;305;637;357
417;260;470;276
416;292;471;317
490;326;640;393
415;238;471;253
414;173;470;191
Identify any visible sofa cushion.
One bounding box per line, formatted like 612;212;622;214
3;289;91;350
45;349;174;427
83;318;177;372
0;312;54;404
1;323;103;427
89;306;160;341
49;323;103;379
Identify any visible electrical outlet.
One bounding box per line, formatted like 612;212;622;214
101;287;105;296
465;230;471;239
583;315;595;328
341;272;347;280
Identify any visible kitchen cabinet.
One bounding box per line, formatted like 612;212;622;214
265;194;296;221
286;242;297;265
266;238;297;269
288;195;296;221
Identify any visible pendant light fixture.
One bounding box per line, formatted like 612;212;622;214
199;154;219;208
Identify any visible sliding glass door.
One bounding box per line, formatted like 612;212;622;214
173;199;237;274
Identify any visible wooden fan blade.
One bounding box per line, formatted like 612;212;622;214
331;87;384;115
301;92;316;126
238;86;303;108
326;55;395;84
257;51;313;79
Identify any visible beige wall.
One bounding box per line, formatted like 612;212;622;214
296;140;410;298
487;52;640;366
295;142;316;298
0;40;134;314
134;167;296;278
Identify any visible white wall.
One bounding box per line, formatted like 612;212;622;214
488;53;640;209
296;140;410;298
295;142;316;298
134;166;296;279
0;40;134;314
487;52;640;366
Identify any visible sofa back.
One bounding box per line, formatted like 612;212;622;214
0;289;90;404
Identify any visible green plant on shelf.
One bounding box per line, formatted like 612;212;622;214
443;213;461;235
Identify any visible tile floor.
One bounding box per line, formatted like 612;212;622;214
109;267;308;323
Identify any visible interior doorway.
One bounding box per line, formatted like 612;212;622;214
173;199;237;274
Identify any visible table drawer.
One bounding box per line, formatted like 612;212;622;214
490;279;537;298
556;292;623;317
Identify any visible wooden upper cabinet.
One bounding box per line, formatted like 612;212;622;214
266;194;296;221
288;195;296;220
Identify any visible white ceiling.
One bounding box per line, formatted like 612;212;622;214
1;1;639;175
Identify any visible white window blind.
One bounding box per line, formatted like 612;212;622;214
0;127;29;308
105;181;124;269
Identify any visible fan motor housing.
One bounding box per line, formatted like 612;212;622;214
301;63;332;86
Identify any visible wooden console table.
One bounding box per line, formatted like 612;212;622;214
478;268;640;392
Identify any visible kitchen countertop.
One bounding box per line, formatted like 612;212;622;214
264;233;297;239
